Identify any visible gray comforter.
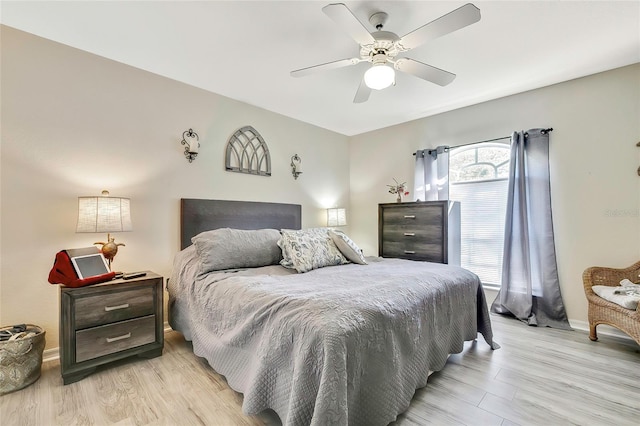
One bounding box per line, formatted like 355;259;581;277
169;247;498;426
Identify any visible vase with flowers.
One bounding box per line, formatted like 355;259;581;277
387;178;410;203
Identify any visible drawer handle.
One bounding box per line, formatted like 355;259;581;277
104;303;129;312
404;215;416;219
404;232;416;236
404;250;416;254
106;333;131;343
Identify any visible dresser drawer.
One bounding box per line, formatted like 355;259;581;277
381;225;444;242
380;205;444;227
75;315;156;362
75;286;155;330
381;240;445;262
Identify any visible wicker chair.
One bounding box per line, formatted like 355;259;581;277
582;260;640;345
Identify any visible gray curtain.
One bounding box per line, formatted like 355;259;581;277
491;129;570;329
414;146;449;201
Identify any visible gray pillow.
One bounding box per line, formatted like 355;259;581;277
192;228;282;273
329;230;367;265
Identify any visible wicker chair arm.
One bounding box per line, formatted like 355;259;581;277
582;260;640;297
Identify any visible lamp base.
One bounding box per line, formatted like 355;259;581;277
94;233;125;270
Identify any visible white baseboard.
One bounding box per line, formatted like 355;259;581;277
42;348;59;363
42;321;173;363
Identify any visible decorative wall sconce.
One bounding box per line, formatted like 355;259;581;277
327;208;347;227
291;154;303;179
181;128;200;163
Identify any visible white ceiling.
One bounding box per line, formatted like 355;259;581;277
1;1;639;136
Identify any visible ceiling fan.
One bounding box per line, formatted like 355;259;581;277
291;3;481;103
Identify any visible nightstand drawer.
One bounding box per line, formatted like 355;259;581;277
75;286;154;329
75;315;156;362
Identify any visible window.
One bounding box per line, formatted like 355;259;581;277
449;143;510;287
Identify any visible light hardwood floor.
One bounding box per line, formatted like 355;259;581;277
1;315;638;426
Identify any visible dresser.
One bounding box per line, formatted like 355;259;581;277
59;272;164;384
378;201;461;264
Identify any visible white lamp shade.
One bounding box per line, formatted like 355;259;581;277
364;64;395;90
76;196;132;233
327;208;347;227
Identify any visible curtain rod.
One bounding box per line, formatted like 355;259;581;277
413;128;553;156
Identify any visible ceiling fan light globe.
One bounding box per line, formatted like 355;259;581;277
364;64;395;90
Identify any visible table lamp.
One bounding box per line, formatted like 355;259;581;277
327;208;347;227
76;190;132;269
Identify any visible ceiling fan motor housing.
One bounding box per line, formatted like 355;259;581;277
360;31;401;60
370;53;388;66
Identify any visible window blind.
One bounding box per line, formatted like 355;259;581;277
450;178;508;286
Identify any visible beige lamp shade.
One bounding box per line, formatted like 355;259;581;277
327;208;347;227
76;194;132;233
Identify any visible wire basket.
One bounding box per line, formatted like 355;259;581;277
0;324;46;395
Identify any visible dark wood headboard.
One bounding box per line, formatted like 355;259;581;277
180;199;302;249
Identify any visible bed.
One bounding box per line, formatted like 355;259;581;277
168;199;498;426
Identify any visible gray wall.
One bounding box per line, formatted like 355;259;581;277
348;63;640;325
0;27;349;349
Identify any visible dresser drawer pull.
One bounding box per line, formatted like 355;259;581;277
106;333;131;343
404;250;416;254
404;232;416;236
104;303;130;312
403;215;416;219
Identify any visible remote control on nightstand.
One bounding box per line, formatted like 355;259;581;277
123;272;147;280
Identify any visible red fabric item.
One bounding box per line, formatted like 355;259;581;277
48;250;115;288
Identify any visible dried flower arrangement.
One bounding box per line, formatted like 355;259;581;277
387;178;410;203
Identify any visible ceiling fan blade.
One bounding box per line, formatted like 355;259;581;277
291;58;361;78
322;3;376;46
398;3;480;51
353;79;371;103
395;58;456;86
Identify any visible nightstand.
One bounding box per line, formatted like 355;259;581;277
59;272;164;385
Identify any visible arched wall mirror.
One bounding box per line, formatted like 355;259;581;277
225;126;271;176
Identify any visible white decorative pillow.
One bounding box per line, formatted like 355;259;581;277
192;228;282;273
329;230;367;265
278;228;348;273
